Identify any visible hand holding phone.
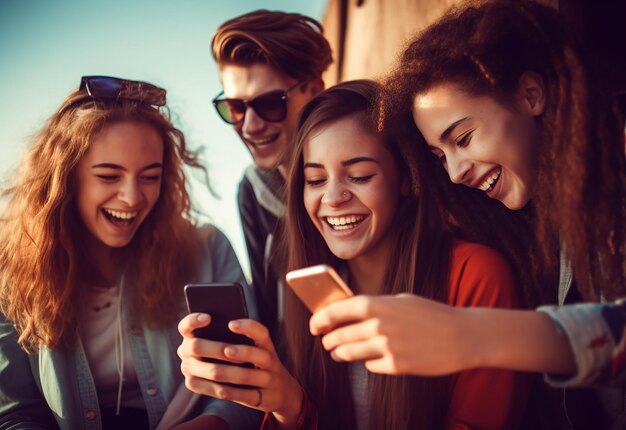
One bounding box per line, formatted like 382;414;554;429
285;264;354;313
183;283;254;373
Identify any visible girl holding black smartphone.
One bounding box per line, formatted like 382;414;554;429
0;76;260;430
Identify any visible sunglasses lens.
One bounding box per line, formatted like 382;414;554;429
215;99;246;124
86;77;123;98
251;92;287;122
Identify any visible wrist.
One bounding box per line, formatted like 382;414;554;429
455;307;490;370
272;384;304;428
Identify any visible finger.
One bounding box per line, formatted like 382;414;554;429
223;343;274;370
178;313;212;338
182;358;270;388
309;295;373;335
330;339;384;363
320;318;379;352
363;356;400;375
178;337;231;361
228;319;276;354
184;376;264;409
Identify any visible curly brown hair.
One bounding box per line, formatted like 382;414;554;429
382;0;626;301
0;88;205;351
212;9;333;81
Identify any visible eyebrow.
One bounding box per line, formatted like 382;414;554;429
439;117;469;143
91;162;163;171
303;157;379;169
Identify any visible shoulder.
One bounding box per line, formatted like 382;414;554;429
195;224;230;251
448;241;519;308
451;241;511;271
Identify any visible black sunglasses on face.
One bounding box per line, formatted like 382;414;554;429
80;75;167;106
212;80;307;125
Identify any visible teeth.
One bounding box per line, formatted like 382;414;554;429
478;169;501;192
248;135;276;146
103;208;138;220
326;215;364;226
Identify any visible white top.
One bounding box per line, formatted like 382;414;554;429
80;283;143;410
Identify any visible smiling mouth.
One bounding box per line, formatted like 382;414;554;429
246;134;279;148
478;168;501;192
102;208;139;227
325;215;365;231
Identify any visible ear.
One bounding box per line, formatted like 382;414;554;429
516;71;546;116
306;77;325;97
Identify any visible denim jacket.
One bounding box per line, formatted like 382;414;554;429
0;226;261;430
538;252;626;387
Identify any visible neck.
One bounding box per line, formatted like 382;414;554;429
79;232;122;288
347;253;388;296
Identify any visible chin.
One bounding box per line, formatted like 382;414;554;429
327;247;357;261
501;195;530;211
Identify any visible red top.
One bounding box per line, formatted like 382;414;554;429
262;241;531;430
444;241;531;430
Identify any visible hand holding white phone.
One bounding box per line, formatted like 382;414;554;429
285;264;354;313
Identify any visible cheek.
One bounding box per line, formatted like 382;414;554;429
373;177;402;221
145;183;162;209
303;189;321;227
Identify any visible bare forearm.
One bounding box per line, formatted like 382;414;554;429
458;308;576;374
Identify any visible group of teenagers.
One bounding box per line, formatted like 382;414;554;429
0;1;625;429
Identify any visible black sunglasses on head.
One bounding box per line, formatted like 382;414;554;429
212;79;308;125
80;75;167;106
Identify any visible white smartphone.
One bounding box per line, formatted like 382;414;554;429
285;264;354;313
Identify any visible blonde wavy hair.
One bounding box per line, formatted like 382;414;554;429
0;88;204;352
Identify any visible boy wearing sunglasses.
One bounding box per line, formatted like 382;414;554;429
211;10;332;341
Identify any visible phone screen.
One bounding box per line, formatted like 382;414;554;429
184;283;255;375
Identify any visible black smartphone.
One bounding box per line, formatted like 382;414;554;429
184;283;255;382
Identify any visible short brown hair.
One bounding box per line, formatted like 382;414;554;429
212;10;332;81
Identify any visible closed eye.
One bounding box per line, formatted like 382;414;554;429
140;174;161;183
305;178;326;187
349;174;375;183
455;130;473;147
96;175;119;182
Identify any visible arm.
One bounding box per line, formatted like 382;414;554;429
309;295;576;376
536;299;626;387
0;315;57;429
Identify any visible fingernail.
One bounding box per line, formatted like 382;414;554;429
197;313;209;322
224;346;238;357
230;320;241;329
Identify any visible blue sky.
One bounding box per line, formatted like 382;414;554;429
0;0;327;278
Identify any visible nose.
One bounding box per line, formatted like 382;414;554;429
321;181;352;207
446;152;472;185
118;179;143;207
240;106;266;136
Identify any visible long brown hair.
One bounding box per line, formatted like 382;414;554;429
0;88;204;351
283;80;453;429
382;0;626;301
